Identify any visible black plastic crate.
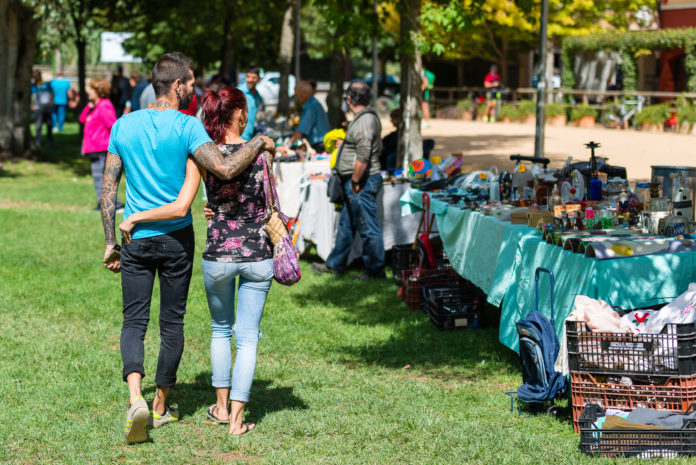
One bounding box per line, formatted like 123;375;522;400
579;403;696;458
422;286;481;330
391;244;421;281
566;306;696;377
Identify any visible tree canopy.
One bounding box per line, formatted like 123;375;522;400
419;0;656;72
120;0;288;74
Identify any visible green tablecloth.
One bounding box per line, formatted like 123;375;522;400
400;188;696;352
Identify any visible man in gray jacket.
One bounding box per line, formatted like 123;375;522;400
312;81;385;280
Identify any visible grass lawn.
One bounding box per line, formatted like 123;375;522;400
0;123;671;464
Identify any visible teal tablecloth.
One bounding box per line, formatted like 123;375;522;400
400;188;696;352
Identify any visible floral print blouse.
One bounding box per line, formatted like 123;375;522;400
202;143;272;262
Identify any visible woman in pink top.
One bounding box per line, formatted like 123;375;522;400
80;79;119;210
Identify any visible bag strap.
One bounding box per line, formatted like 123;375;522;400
334;110;373;170
261;152;289;224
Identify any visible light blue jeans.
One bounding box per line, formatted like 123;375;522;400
202;258;273;402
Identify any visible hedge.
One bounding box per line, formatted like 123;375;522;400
562;28;696;93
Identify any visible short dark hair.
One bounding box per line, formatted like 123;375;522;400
346;81;371;107
151;52;194;98
246;65;261;76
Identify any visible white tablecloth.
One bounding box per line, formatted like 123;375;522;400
294;181;421;262
273;160;331;217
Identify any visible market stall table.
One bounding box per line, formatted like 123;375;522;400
400;188;696;352
273;159;332;217
296;180;421;262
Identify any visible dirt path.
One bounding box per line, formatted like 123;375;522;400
419;119;696;181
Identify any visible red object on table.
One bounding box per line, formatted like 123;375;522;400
419;192;436;268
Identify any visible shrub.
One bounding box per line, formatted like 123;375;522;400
456;98;474;112
635;103;672;125
545;102;566;117
517;99;536;116
497;103;519;120
476;101;486;118
677;103;696;125
570;104;597;121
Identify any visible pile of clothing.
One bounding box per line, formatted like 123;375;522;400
592;407;696;431
556;284;696;374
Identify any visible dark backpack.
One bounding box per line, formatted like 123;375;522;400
35;85;52;111
516;311;568;403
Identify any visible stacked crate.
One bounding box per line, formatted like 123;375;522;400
421;284;482;330
567;312;696;457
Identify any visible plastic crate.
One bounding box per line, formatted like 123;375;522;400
399;268;465;311
570;372;696;433
578;403;696;458
566;316;696;377
422;286;481;330
391;245;421;281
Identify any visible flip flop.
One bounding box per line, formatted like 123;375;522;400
206;405;229;425
230;421;255;437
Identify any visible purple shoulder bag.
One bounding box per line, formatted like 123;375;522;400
261;153;302;286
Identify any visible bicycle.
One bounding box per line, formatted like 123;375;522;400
600;95;645;129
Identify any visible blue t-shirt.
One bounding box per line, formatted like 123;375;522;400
50;78;72;105
296;96;330;147
239;83;263;141
107;109;212;239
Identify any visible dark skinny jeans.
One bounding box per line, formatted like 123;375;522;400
120;225;194;387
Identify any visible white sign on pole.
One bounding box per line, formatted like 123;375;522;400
100;32;142;63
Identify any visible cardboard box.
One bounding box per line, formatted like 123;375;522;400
510;209;530;224
527;211;555;228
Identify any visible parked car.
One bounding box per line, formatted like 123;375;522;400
358;73;401;100
360;73;400;85
238;71;296;106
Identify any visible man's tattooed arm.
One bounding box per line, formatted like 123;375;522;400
191;136;266;181
100;152;124;246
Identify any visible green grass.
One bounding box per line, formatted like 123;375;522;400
0;123;677;464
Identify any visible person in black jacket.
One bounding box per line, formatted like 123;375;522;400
380;109;400;174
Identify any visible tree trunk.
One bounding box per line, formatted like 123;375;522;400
277;0;295;116
219;13;235;85
76;37;87;113
397;0;422;170
379;53;387;96
500;38;509;85
327;45;345;128
545;40;554;102
0;0;38;159
457;60;465;87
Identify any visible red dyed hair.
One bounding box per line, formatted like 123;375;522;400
201;86;247;144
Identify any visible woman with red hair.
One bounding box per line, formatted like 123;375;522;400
119;86;273;436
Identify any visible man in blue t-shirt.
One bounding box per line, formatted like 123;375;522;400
50;72;72;131
279;80;330;154
238;66;263;141
100;52;274;445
